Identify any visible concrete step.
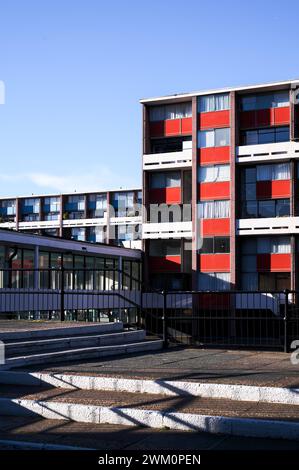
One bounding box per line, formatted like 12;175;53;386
1;386;299;440
0;339;163;370
1;372;298;406
4;330;146;357
0;321;123;342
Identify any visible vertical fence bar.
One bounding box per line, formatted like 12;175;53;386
162;290;168;348
60;266;65;322
284;289;289;353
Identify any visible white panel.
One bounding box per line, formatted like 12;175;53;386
237;142;299;164
237;217;299;235
142;221;192;239
143;147;192;171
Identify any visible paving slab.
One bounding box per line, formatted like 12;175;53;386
2;385;299;421
16;347;299;388
0;416;298;450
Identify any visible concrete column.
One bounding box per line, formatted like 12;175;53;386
229;91;237;289
191;96;198;290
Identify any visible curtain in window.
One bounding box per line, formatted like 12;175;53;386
257;165;272;181
198;130;214;148
198;200;230;219
215;128;230;147
272;163;290;180
214;272;230;290
198;165;230;182
198;96;215;113
198;272;230;291
166;172;181;187
271;237;290;254
215;93;230;111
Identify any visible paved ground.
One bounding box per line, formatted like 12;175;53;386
0;416;298;450
18;347;299;388
2;384;299;421
0;320;102;332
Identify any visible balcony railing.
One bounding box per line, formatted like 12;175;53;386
237;141;299;163
142;221;192;239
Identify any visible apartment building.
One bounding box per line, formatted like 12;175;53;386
141;79;299;291
0;189;142;250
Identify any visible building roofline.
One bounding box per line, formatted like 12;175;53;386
0;187;142;201
0;228;142;258
140;78;299;104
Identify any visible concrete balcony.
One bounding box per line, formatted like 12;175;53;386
237;141;299;164
143;141;192;171
62;217;108;228
18;220;60;230
237;216;299;235
142;221;192;239
110;216;142;226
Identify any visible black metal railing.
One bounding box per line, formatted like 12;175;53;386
1;269;299;352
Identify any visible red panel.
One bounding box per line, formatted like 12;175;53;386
201;218;230;236
256;180;290;199
240;111;256;129
149;187;181;204
198;254;230;272
257;254;291;272
274;106;290;125
181;117;192;134
198;110;230;129
240;107;290;129
198;182;230;201
198;146;230;165
149;256;181;273
256;108;272;127
149;121;164;137
165;119;180;136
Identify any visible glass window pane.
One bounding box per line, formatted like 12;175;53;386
258;200;275;218
215;128;230;147
198;130;214;148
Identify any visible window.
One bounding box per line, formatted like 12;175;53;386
257;237;290;254
241;126;289;145
149;240;181;257
23;198;40;213
0;199;16;215
198;128;230;148
71;227;85;241
67;195;85;210
44;197;60;212
198;272;230;291
240;91;289;111
149;102;192;121
150;136;192;154
44;213;59;221
198;165;230;183
198;93;230;112
242;199;290;218
198;200;230;219
198;237;230;254
150;171;181;189
256;163;290;181
259;273;290;291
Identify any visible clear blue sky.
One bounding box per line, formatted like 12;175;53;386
0;0;298;197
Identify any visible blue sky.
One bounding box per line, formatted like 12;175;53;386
0;0;298;196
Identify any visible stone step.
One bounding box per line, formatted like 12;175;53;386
4;330;146;357
0;387;299;440
0;339;163;370
0;321;123;342
1;372;298;406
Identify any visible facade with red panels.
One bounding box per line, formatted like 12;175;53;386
141;79;299;292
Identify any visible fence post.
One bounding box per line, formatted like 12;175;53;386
60;266;65;322
162;290;168;348
284;289;289;353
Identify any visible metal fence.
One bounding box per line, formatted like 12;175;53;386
142;290;299;352
0;268;142;326
1;268;299;352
